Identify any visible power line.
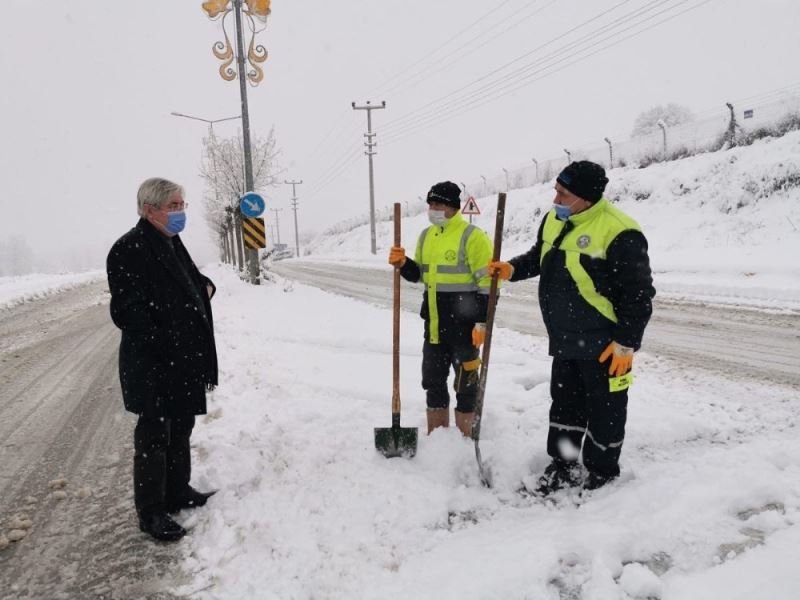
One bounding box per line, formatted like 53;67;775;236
381;0;712;147
378;0;557;99
380;0;673;138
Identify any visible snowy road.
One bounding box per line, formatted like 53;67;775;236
0;281;185;599
270;260;800;387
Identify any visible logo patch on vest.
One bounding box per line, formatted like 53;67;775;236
445;249;457;261
577;234;591;249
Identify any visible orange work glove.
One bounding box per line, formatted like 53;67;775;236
487;261;513;280
598;342;634;377
472;323;486;347
388;246;406;267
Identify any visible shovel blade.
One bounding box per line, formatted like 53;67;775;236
374;426;418;458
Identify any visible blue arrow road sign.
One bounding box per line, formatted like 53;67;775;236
239;192;265;218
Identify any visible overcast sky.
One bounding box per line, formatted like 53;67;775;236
1;0;798;269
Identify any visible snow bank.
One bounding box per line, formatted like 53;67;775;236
0;270;105;310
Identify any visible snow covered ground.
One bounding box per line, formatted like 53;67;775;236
305;130;800;311
175;264;800;600
0;270;105;310
171;134;800;598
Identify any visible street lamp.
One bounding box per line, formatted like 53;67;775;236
531;158;539;182
603;137;613;169
502;168;510;192
202;0;271;283
564;149;572;164
172;111;241;268
480;175;487;197
657;120;667;160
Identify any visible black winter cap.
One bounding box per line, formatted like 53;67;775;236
556;161;609;203
426;181;462;209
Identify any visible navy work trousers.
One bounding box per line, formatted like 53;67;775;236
547;357;629;477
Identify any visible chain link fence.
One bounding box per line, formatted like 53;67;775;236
465;94;800;199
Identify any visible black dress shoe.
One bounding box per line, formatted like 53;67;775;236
138;512;187;542
165;487;216;513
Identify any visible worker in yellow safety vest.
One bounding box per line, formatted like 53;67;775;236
388;181;494;436
489;161;655;494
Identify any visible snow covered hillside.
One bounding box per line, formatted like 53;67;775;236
305;130;800;309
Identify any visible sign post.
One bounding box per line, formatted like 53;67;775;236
462;195;481;224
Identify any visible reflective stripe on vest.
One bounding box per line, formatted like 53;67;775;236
417;216;487;344
540;198;641;324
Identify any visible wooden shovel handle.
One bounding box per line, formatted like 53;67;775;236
392;203;401;415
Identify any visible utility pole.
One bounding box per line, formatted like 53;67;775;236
270;207;283;244
604;137;613;169
284;179;303;257
352;100;386;255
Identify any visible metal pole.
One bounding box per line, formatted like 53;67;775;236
352;100;386;255
480;175;487;197
604;137;613;169
284;179;303;257
657;121;667;159
502;168;509;192
270;208;283;244
564;149;572;164
233;0;259;283
531;159;538;183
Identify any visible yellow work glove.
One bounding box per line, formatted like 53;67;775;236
488;261;513;280
598;342;634;377
472;323;486;347
388;246;406;267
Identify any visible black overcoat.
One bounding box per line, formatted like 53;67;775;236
106;219;218;417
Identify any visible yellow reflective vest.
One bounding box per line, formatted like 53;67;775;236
414;212;493;344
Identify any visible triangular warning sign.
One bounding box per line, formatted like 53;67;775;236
462;196;481;215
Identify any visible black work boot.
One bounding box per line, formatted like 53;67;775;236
583;470;618;491
165;487;216;513
139;511;187;542
533;459;581;496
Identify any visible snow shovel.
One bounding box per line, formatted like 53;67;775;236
471;192;507;487
375;203;419;458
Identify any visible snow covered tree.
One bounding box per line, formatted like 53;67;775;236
631;103;694;137
199;128;281;267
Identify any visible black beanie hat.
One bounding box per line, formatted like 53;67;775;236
426;181;462;209
556;161;609;203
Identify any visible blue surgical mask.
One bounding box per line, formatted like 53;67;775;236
165;210;186;234
553;203;573;221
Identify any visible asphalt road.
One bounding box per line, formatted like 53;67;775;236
270;260;800;388
0;281;186;599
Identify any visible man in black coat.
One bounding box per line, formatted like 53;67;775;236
490;161;655;495
107;177;218;541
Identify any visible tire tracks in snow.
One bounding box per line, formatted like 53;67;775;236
0;281;188;599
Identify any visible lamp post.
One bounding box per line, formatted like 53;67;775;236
480;175;487;197
531;158;539;183
502;168;510;192
603;137;613;169
657;120;667;160
202;0;271;283
564;148;572;164
171;112;240;266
